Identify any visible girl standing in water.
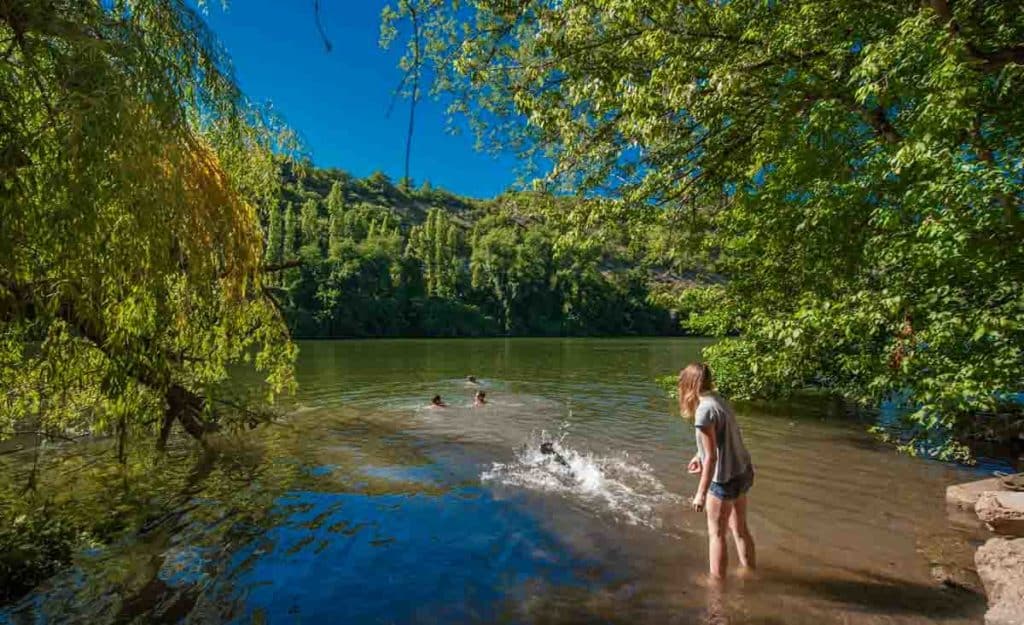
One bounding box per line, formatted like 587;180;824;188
679;362;756;580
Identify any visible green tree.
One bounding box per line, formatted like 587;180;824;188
272;166;674;340
0;0;296;450
328;213;346;261
366;170;394;195
282;202;298;259
325;181;347;260
266;204;285;268
299;198;322;251
326;181;346;215
470;216;529;333
408;208;460;298
384;0;1024;455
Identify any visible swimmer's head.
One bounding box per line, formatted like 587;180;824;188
540;441;556;455
466;375;477;383
431;395;444;406
474;390;486;403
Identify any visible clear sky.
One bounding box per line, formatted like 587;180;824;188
200;1;521;199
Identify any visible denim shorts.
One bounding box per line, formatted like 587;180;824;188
709;467;754;501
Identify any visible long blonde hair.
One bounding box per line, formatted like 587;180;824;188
678;362;713;418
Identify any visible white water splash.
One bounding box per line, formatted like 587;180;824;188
481;427;683;530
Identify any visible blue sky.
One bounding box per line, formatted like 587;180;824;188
200;1;520;198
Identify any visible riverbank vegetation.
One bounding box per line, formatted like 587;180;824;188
0;0;299;598
265;163;689;338
383;0;1024;459
1;0;298;448
2;0;1023;609
0;0;696;599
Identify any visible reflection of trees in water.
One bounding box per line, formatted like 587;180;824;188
1;413;447;621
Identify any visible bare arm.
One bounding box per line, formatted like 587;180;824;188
692;424;717;511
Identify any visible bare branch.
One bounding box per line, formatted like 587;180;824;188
313;0;332;52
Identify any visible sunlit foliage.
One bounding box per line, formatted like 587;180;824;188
383;0;1024;455
269;166;675;338
0;1;297;447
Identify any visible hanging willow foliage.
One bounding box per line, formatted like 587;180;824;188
0;1;298;446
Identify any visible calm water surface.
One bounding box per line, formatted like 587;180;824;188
2;339;993;624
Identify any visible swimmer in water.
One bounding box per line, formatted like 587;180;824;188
473;390;486;406
428;395;447;409
540;441;571;469
465;375;479;385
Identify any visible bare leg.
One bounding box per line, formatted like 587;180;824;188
705;494;733;579
728;494;756;570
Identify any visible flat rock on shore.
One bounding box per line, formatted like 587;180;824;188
947;477;1005;510
976;491;1024;536
975;537;1024;625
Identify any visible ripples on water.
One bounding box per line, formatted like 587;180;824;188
0;339;1005;624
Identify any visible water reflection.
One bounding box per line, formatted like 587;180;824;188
0;339;998;624
196;488;601;624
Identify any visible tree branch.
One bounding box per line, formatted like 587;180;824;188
929;0;1024;70
261;259;304;273
313;0;332;52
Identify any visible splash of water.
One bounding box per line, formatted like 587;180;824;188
480;427;683;531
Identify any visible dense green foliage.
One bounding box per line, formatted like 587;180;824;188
267;164;680;337
1;1;295;445
0;0;298;596
0;497;85;603
384;0;1024;456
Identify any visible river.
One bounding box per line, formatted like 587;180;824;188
0;338;996;624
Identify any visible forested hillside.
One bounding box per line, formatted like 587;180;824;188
264;162;688;338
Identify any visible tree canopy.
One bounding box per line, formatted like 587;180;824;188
264;164;678;338
383;0;1024;456
0;0;296;447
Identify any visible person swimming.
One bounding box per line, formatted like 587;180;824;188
473;390;486;406
465;375;479;385
428;395;447;409
540;441;571;469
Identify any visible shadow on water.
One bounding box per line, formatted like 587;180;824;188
750;565;981;618
194;489;604;624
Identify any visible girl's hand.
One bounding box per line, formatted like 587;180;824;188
687;455;702;474
691;493;706;512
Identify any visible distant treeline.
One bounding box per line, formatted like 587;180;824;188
264;164;684;338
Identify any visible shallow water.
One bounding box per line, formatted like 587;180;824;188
1;338;999;624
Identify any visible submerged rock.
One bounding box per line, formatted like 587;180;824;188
976;491;1024;536
947;477;1005;510
975;537;1024;625
929;563;981;593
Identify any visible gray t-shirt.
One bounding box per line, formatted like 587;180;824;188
695;393;752;483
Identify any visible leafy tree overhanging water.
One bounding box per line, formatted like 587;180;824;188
383;0;1024;458
0;1;297;449
1;0;1023;605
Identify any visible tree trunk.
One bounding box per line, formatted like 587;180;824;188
166;384;211;441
